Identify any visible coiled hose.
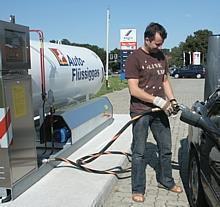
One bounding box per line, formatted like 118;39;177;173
43;107;161;179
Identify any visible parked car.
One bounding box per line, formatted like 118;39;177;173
182;89;220;207
170;64;205;79
168;66;178;76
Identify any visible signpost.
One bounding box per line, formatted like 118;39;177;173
119;29;137;80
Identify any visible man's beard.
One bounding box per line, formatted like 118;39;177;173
149;48;160;54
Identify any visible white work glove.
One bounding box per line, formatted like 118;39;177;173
153;96;174;116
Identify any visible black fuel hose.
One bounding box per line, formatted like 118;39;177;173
47;103;216;179
43;107;160;179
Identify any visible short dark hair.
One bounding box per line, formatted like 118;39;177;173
144;22;167;40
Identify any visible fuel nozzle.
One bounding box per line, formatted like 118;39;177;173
179;105;202;127
179;104;220;136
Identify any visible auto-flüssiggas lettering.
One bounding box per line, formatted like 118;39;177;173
72;68;100;81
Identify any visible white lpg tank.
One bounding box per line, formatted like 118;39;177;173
29;40;104;115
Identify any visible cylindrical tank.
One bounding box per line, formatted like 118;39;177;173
29;40;104;115
204;35;220;100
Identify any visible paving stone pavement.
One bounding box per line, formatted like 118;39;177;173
103;78;205;207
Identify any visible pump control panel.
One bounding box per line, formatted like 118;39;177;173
0;20;30;71
0;20;36;201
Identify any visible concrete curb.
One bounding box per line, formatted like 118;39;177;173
1;114;132;207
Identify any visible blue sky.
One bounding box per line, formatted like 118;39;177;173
1;0;219;50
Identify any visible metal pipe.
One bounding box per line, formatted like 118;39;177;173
29;30;46;101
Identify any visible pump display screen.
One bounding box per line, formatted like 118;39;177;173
0;20;30;71
4;29;26;63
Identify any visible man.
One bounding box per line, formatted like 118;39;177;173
125;22;183;203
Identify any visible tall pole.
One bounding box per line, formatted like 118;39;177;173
189;51;192;65
105;8;110;88
183;51;185;66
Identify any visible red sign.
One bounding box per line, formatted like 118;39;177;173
120;42;137;50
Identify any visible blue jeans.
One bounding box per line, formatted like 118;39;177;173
131;111;175;194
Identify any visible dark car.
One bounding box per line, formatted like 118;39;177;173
171;64;205;79
168;66;179;76
181;89;220;207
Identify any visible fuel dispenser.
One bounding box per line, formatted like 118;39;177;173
0;20;37;200
0;19;114;203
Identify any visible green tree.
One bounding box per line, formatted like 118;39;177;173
169;42;184;67
169;29;212;67
161;48;170;56
109;48;120;73
49;40;56;43
184;29;212;64
61;39;71;45
49;39;71;45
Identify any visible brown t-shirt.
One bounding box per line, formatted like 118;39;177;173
125;47;168;114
